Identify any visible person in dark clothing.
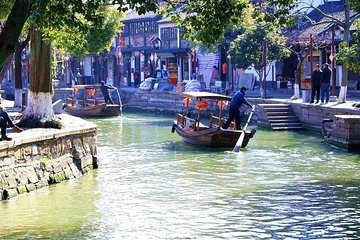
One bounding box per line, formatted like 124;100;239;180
321;63;331;104
133;69;140;88
223;87;253;130
0;108;23;141
100;81;115;104
310;64;322;103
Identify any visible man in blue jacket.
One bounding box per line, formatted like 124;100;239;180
223;87;253;130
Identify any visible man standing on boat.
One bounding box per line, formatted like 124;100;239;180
100;81;115;104
223;87;252;130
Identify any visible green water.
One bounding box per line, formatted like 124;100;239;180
1;113;360;239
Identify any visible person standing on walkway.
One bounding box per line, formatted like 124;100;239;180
321;63;331;104
310;64;322;104
210;65;219;87
223;87;253;130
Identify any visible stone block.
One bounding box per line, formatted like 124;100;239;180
52;162;63;174
35;180;48;189
27;168;39;184
63;165;73;179
17;185;27;194
23;146;32;156
32;145;39;155
0;149;8;158
50;172;65;183
69;162;81;178
72;138;85;160
61;139;72;154
0;157;15;168
40;144;51;156
16;172;29;185
6;176;17;188
80;155;93;169
3;188;18;199
25;183;36;192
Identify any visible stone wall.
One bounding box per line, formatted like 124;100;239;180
0;119;97;200
324;115;360;151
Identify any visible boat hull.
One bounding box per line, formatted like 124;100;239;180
172;122;255;148
65;103;121;118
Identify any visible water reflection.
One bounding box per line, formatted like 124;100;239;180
0;113;359;239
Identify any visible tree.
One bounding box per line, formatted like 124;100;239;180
228;26;290;96
0;0;123;124
23;7;122;122
0;0;254;69
14;34;29;108
273;0;360;103
337;20;360;73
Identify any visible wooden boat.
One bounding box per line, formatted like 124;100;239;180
65;85;122;118
171;92;256;148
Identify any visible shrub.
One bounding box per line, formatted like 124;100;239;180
18;117;63;129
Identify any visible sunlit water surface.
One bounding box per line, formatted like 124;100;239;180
1;113;360;239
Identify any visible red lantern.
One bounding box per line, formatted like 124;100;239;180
217;100;228;109
196;101;209;111
86;88;96;96
182;97;192;107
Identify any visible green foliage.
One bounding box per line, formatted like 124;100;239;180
0;0;14;20
45;7;124;56
18;116;63;129
228;27;290;72
337;21;360;73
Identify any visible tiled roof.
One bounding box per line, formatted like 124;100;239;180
123;10;161;22
286;1;359;43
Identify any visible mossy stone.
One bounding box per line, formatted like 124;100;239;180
17;185;27;194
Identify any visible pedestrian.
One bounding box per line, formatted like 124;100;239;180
223;87;253;130
0;107;23;141
155;67;163;79
310;64;322;104
100;81;115;104
133;69;140;87
210;65;219;87
321;63;331;104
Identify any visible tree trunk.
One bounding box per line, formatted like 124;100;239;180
22;27;54;119
292;53;303;99
0;56;12;84
14;35;29;107
338;0;351;103
0;0;30;68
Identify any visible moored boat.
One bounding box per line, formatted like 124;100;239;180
171;92;256;149
65;85;122;118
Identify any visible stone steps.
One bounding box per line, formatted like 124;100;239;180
258;104;303;131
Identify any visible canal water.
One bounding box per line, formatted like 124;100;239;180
1;113;360;239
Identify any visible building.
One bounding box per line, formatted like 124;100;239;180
119;11;194;87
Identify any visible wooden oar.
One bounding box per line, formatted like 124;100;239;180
114;88;123;114
233;106;255;152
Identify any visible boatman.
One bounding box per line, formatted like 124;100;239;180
223;87;253;130
100;81;115;104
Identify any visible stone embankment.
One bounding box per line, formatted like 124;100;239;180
0;115;97;200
